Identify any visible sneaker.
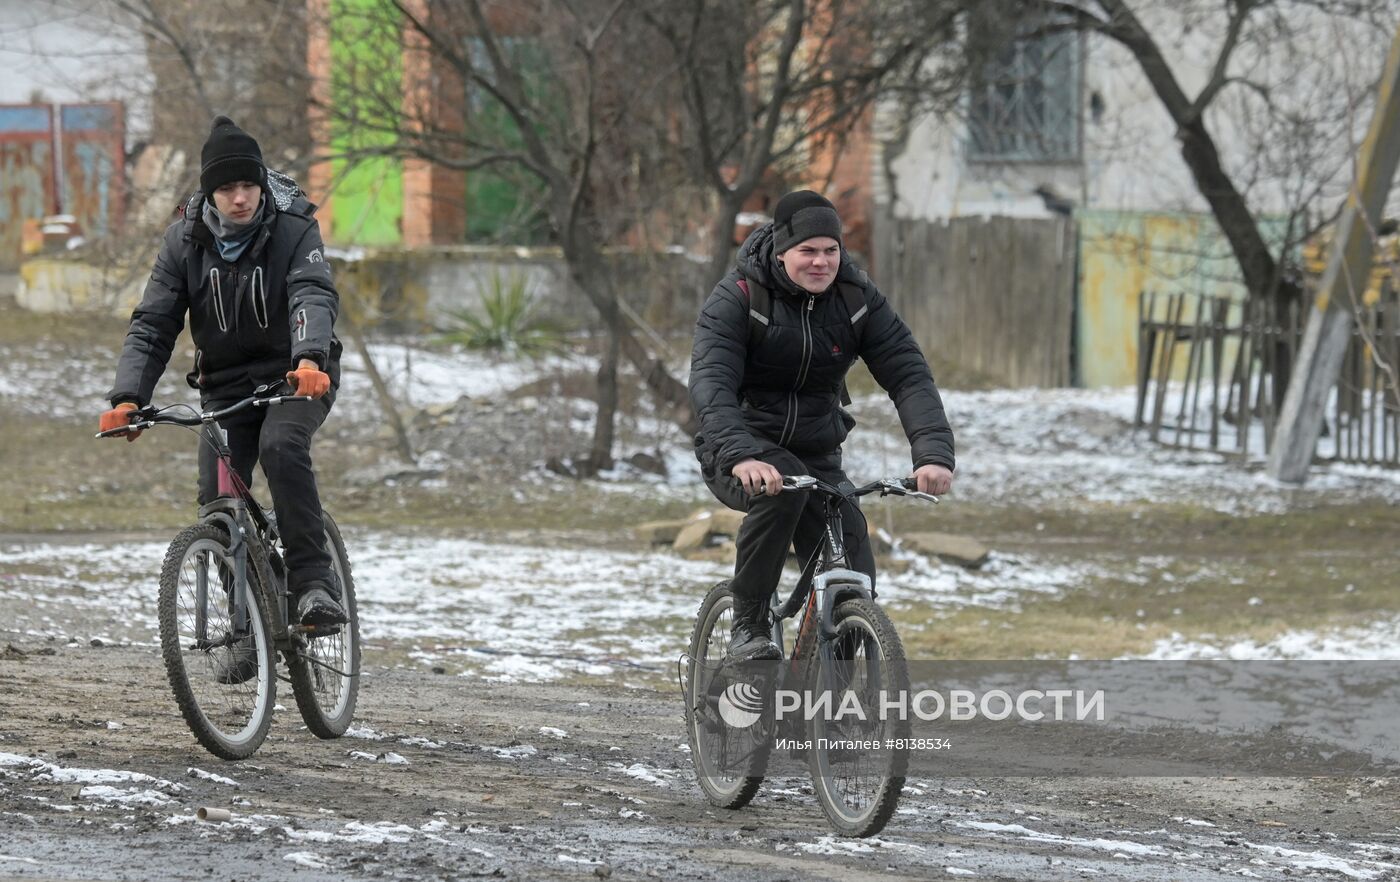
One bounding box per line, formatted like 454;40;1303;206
297;585;347;632
728;616;781;661
213;636;259;685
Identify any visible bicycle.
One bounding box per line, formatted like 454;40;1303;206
97;383;361;759
680;474;936;837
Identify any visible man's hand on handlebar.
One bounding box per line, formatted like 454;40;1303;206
286;359;330;399
98;402;142;442
912;463;953;496
732;458;783;496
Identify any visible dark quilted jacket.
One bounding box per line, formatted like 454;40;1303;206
688;223;955;477
109;170;341;406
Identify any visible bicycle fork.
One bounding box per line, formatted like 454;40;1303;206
193;509;250;651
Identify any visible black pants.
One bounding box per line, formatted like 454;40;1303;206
197;395;334;595
704;447;876;609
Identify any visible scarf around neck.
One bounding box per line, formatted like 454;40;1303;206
202;197;265;262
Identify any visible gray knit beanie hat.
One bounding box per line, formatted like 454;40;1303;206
771;190;843;254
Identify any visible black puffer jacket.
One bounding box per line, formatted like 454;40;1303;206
109;170;341;406
689;223;955;477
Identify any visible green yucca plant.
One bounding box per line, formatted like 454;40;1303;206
440;270;560;356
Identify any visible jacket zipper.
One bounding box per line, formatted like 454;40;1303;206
779;296;815;447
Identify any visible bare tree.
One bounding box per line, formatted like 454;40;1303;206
647;0;967;290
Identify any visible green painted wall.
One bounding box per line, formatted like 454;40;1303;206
328;0;403;246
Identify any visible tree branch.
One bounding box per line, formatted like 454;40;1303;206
1187;0;1255;122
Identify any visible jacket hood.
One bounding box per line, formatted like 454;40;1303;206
735;221;862;296
736;223;781;288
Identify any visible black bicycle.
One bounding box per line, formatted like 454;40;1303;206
681;475;936;837
97;383;361;759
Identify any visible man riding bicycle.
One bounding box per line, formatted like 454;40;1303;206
100;116;346;630
689;190;955;661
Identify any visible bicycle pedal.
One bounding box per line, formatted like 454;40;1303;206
294;623;342;637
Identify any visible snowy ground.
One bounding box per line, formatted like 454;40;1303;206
0;529;1127;681
344;343;1400;513
13;327;1396;513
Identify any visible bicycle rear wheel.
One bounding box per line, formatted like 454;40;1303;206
806;596;910;837
683;581;771;809
288;514;361;738
158;523;276;760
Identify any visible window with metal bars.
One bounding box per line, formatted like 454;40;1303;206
968;25;1082;163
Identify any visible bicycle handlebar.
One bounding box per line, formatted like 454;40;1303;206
95;383;312;439
780;474;939;504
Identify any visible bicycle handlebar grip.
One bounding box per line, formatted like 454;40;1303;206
900;477;917;491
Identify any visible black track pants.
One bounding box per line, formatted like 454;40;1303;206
197;394;334;594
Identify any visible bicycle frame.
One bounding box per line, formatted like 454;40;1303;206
195;419;285;648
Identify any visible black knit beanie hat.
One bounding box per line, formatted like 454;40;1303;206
200;116;265;195
771;190;843;254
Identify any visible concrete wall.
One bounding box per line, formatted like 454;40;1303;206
16;245;710;336
16;257;144;313
332;246;710;335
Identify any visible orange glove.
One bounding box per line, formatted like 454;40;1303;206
99;402;142;442
286;365;331;399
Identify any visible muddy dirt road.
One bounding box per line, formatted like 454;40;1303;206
2;638;1397;882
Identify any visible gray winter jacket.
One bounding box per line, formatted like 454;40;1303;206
109;171;341;406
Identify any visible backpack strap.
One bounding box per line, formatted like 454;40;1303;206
838;277;869;337
736;277;772;352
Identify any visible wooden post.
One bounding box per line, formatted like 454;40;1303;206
1269;23;1400;482
1238;301;1256;459
1135;290;1157;428
1208;296;1228;450
1151;293;1183;441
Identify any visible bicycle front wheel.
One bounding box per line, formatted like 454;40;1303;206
806;596;910;837
158;523;276;760
288;514;361;738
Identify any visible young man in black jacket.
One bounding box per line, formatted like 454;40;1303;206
99;116;346;629
689;190;955;660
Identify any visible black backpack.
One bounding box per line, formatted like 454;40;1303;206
737;273;870;405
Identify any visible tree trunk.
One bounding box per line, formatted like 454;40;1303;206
338;306;416;464
566;235;699;441
702;188;751;294
585;308;621;476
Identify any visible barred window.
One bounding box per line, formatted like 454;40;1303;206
968;27;1081;163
